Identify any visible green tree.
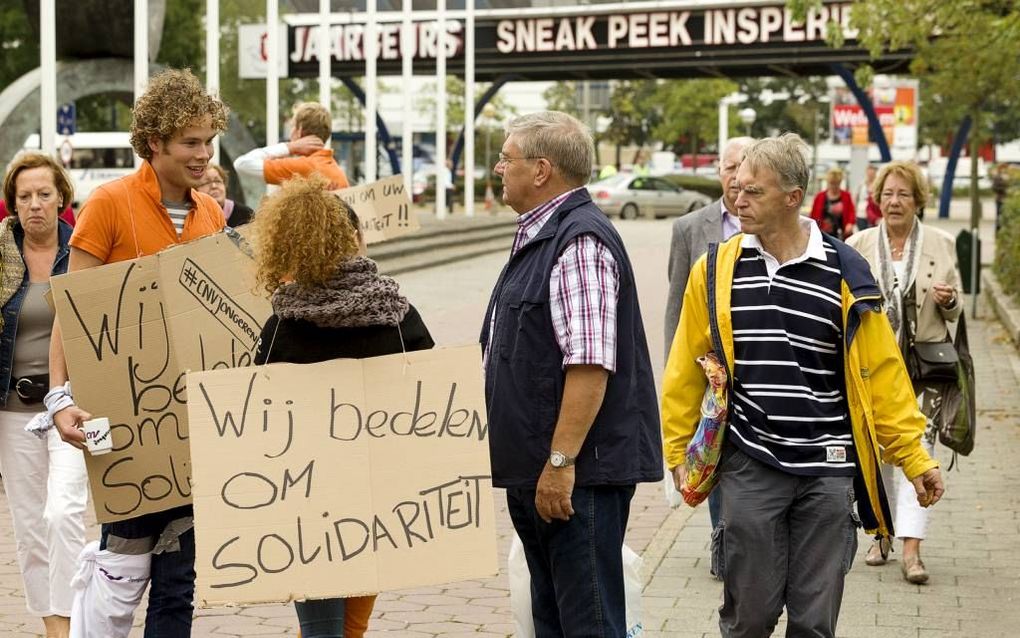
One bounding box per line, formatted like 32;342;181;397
0;2;38;92
790;0;1020;229
737;76;829;140
602;80;659;166
651;78;738;172
542;81;582;118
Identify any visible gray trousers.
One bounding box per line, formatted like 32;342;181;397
713;445;860;638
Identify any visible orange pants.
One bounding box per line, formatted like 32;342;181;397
296;595;376;638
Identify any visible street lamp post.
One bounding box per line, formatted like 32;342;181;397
739;107;757;136
482;103;497;212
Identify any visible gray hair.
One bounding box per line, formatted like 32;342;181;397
741;133;810;196
722;136;755;161
505;111;594;186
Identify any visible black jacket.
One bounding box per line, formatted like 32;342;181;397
254;304;434;365
227;201;254;227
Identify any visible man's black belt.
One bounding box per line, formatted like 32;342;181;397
10;374;49;404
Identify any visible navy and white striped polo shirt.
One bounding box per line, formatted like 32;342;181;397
728;221;856;476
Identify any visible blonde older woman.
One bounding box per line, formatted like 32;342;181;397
1;153;88;638
811;167;856;239
846;160;961;584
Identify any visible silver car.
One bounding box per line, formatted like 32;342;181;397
588;173;712;219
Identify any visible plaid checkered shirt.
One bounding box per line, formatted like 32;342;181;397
486;187;619;372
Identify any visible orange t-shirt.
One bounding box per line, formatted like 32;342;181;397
262;149;350;189
71;161;226;264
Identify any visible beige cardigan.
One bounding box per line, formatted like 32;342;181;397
846;222;963;342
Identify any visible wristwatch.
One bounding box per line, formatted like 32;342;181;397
549;451;576;468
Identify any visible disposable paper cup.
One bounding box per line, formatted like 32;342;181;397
83;417;113;455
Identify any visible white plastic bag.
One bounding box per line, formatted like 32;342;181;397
508;533;643;637
70;541;151;638
508;533;535;638
663;469;683;509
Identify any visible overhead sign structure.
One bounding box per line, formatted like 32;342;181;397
187;345;497;606
51;232;272;523
238;2;908;82
830;78;919;150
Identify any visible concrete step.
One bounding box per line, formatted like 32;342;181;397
371;212;516;274
377;233;511;275
370;221;515;260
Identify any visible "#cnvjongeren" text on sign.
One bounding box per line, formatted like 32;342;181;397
51;233;271;523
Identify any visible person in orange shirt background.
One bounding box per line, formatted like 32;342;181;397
233;102;350;190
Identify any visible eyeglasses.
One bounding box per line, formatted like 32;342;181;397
497;152;544;165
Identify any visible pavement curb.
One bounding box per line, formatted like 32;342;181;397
982;270;1020;345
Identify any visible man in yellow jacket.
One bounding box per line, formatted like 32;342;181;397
661;134;943;638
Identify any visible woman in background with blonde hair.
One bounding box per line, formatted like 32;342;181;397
252;176;434;637
811;166;856;239
0;152;88;638
847;160;959;584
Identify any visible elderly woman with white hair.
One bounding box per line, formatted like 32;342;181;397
847;160;961;585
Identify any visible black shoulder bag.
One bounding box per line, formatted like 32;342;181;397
901;285;976;459
902;284;959;384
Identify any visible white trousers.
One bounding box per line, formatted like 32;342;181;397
70;541;151;638
0;409;89;616
879;388;939;541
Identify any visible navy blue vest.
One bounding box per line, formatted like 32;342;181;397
480;190;662;488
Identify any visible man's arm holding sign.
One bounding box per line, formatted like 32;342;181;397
50;247;105;448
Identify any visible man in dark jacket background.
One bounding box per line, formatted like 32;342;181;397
480;111;662;637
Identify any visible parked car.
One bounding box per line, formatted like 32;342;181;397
588;173;712;219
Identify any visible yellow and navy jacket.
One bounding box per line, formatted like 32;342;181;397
661;233;939;537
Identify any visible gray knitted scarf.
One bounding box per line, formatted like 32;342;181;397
271;256;409;328
876;217;922;338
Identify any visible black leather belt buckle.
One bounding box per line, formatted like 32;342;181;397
14;377;47;403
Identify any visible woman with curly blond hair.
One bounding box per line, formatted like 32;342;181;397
253;176;433;638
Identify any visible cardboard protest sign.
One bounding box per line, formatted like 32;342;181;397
186;345;498;606
51;231;271;523
333;175;418;244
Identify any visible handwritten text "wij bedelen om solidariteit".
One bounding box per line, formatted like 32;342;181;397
194;372;490;588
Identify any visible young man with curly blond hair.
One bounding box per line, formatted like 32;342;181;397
48;68;228;637
234;101;350;189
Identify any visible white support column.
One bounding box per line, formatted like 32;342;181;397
401;0;413;195
435;0;447;219
364;0;378;183
318;0;331;108
463;0;475;217
266;0;280;146
134;0;149;166
206;0;220;163
40;0;56;158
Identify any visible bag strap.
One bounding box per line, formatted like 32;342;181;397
903;283;919;346
706;242;727;371
953;310;969;351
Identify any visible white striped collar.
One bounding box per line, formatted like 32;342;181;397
740;216;828;272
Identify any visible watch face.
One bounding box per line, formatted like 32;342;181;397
550;452;565;467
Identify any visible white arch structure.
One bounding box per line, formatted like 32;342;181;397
24;0;479;217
